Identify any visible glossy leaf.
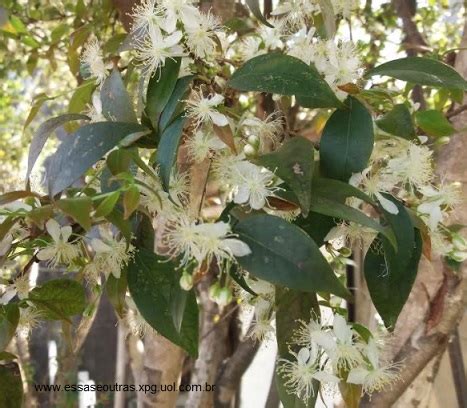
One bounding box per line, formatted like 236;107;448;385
159;75;194;132
26;113;89;183
47;122;148;196
376;104;416;139
415;109;455;137
229;53;341;108
364;196;422;328
320;97;374;181
101;68;137;123
94;191;121;218
295;212;338;247
256;137;314;216
56;196;93;230
28;279;86;321
234;215;350;298
146;58;181;130
366;57;467;90
127;248;199;357
245;0;274;27
0;304;19;352
155;115;186;190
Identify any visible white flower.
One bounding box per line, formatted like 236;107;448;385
259;18;285;50
0;275;30;305
81;38;109;86
134;25;186;78
271;0;320;30
347;339;402;394
349;169;399;215
278;345;339;404
317;314;363;370
129;0;164;34
248;299;275;342
159;0;201;33
417;182;461;231
185;12;221;59
323;41;361;96
186;129;227;163
185;90;229;128
17;307;42;338
288;26;316;65
232;161;279;210
85;92;106;123
161;215;251;268
385;143;433;189
236;36;264;62
37;220;81;267
90;231;135;279
325;221;377;250
242;113;283;149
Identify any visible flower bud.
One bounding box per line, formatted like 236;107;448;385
339;247;352;257
452;234;467;251
216;287;233;308
179;272;193;291
243;144;257;158
247;135;260;149
209;283;221;300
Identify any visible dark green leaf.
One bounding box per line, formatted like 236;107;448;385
415;109;455;137
159;75;194;132
47;122;148;196
256;137;314;216
376;104;416;139
228;53;341;108
320;96;374;181
366;57;467;90
146;58;181;130
155;115;186;190
106;269;127;318
0;363;23;408
364;196;422;328
0;304;19;352
56;196;93;230
245;0;274;27
101;68;137;123
28;279;86;320
26;113;89;183
127;249;199;356
295;212;338;247
234;215;349;298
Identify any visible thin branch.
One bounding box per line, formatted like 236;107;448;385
446;104;467;119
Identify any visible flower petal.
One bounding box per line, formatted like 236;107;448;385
46;219;61;242
209;111;229;127
222;239;252;257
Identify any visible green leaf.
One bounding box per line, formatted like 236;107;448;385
0;363;23;408
107;148;133;175
28;279;86;321
376;104;416;139
106;269;127;318
68;80;95;115
101;68;137;123
146;58;181;130
123;186;140;219
364;196;422;328
0;304;19;352
127;249;199;357
0;352;17;362
320;96;374;181
366;57;467;91
256;137;314;216
159;75;194;132
47;122;148;196
155;115;186;190
275;288;320;408
415;109;455;137
245;0;274;27
56;196;93;230
0;191;40;206
105;209;132;242
234;215;350;298
94;191;121;218
228;53;341;108
295;212;338;247
26;113;89;183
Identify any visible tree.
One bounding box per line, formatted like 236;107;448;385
0;1;466;407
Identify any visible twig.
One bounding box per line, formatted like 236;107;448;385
447;104;467;119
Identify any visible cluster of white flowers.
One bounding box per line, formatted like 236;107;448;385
279;313;401;403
